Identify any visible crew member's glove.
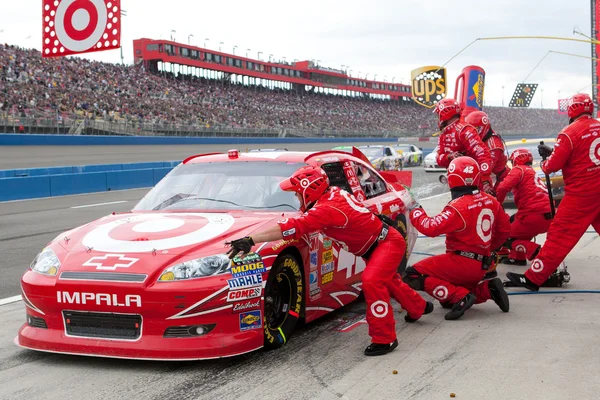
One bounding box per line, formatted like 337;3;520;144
376;214;395;226
225;236;255;259
481;180;496;196
408;202;422;211
446;151;461;161
538;144;553;160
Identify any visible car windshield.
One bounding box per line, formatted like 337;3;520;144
394;145;411;152
134;161;303;212
358;147;384;158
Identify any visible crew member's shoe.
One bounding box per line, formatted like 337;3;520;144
444;293;476;320
483;263;498;280
500;257;527;266
488;278;510;312
439;301;454;309
364;339;398;356
505;272;540;292
404;301;434;323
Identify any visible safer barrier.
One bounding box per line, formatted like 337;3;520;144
0;133;392;146
0;160;181;202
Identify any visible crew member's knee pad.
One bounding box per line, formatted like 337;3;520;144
402;266;426;291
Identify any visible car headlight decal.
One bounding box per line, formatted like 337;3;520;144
30;248;61;276
159;254;231;282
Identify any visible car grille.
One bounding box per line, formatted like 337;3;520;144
59;271;147;283
63;311;142;340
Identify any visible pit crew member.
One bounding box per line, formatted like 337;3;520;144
226;165;433;356
403;156;511;320
506;94;600;290
434;99;494;195
495;148;552;265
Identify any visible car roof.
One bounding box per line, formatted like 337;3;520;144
183;149;370;166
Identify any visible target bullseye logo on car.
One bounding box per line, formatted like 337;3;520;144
42;0;121;57
82;213;235;253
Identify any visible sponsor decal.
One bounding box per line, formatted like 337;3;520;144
389;204;400;213
370;300;389;318
433;286;449;300
56;291;141;307
411;66;447;108
323;237;333;250
232;299;261;313
321;272;334;285
282;228;296;237
239;310;262;331
226;287;262;302
322;250;333;264
271;238;297;251
227;274;263;289
531;259;544;273
231;261;266;278
309;287;322;300
321;262;334;274
82;254;138;271
283;257;303;314
310;251;318;269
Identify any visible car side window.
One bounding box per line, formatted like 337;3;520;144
353;162;387;199
320;162;353;193
384;147;393;156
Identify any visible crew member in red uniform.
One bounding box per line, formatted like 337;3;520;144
465;111;510;189
403;157;511;320
495;148;553;265
226;165;433;356
434;99;495;195
507;94;600;290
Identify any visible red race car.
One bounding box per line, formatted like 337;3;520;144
17;148;417;360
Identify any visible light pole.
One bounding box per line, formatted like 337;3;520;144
233;45;238;55
392;77;396;83
246;48;251;57
258;51;262;60
204;38;209;48
374;74;378;81
269;54;273;62
349;69;353;77
170;30;176;41
365;73;370;80
219;42;224;51
316;59;321;65
358;71;362;79
341;64;346;72
188;34;194;45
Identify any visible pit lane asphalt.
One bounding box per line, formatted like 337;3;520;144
1;193;599;400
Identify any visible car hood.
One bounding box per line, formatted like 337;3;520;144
50;211;289;274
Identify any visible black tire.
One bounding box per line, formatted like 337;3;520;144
263;254;303;349
418;156;423;166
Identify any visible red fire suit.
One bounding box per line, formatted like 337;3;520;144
407;191;511;305
437;121;494;186
496;165;552;261
484;133;509;188
277;187;427;344
525;115;600;285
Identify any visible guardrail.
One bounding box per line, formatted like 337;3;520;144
0;161;181;202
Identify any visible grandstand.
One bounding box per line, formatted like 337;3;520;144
0;41;567;137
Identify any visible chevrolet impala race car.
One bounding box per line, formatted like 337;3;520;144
17;148;418;360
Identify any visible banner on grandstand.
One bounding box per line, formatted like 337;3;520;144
42;0;121;58
509;83;538;108
411;66;447;108
557;98;569;115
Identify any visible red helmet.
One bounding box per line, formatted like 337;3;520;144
465;111;491;138
433;98;461;127
509;148;534;166
280;165;329;211
447;156;481;189
567;93;594;119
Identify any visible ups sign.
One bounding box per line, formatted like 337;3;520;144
411;66;447;108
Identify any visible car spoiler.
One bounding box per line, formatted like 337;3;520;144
379;170;413;189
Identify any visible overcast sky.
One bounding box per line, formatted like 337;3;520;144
0;0;594;108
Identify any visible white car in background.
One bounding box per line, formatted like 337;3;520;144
424;146;445;172
393;144;423;167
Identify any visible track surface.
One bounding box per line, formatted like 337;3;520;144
0;141;437;169
1;144;598;400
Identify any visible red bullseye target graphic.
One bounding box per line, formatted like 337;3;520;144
42;0;120;58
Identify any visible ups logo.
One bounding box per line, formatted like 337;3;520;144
411;66;447;108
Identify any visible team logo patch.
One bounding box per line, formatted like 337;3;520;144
370;300;389;318
476;209;494;243
433;286;449;300
590;138;600;166
531;259;544;273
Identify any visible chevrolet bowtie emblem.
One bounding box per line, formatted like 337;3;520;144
83;254;139;271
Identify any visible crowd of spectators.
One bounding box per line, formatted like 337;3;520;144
0;43;569;135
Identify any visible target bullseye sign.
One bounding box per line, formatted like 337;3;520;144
42;0;121;58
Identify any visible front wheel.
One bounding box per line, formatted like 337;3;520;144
263;254;303;349
417;156;423;166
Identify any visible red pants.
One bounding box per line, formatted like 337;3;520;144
525;193;600;286
508;212;551;261
362;229;426;344
411;253;492;305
